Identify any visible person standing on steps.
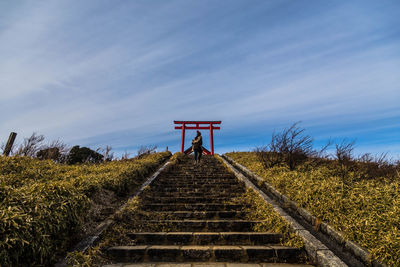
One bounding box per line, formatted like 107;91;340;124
192;131;203;164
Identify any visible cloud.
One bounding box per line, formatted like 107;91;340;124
0;0;399;157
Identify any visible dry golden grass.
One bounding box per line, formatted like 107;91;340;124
227;152;400;266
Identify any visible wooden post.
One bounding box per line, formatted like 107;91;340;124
3;132;17;156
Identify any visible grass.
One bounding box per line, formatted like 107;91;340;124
226;151;400;266
0;151;171;266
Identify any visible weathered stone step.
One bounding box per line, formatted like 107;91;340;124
165;175;235;179
147;211;248;220
154;180;239;185
150;188;245;194
145;192;243;198
141;203;247;211
103;263;313;267
152;184;243;190
160;175;237;181
128;232;282;245
151;185;243;193
153;182;241;187
132;220;264;231
141;197;236;204
107;245;303;263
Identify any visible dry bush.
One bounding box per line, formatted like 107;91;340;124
15;133;45;157
0;142;5;154
37;139;69;162
137;145;157;158
356;152;398;180
334;139;356;191
257;122;320;170
103;145;114;161
121;151;131;160
95;145;114;161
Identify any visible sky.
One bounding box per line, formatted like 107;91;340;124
0;0;399;158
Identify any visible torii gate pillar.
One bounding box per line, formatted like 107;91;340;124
174;121;221;155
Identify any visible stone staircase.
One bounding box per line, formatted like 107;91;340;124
106;155;310;265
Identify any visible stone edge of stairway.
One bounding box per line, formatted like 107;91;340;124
218;155;348;267
55;159;172;267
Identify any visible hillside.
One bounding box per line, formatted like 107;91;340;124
0;152;171;266
226;152;400;266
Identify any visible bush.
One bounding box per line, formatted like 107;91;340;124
67;146;104;164
257;122;317;170
334;139;356;191
37;147;61;161
137;145;157;158
15;133;45;157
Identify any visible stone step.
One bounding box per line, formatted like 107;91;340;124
153;182;241;187
148;189;245;195
149;185;244;194
131;220;264;231
128;232;282;245
141;203;247;211
156;175;237;179
107;245;303;263
141;197;237;204
144;192;243;198
158;176;236;180
154;180;239;185
103;263;314;267
151;184;243;190
146;211;248;220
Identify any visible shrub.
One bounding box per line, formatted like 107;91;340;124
257;122;317;170
334;139;356;191
37;147;61;161
15;133;45;157
137;145;157;158
67;146;104;164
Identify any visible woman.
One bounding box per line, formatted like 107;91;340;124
192;131;203;164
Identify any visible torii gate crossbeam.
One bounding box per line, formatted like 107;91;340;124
174;121;221;155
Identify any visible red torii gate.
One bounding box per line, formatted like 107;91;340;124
174;121;221;155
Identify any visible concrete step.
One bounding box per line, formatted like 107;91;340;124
141;203;248;211
128;232;282;245
131;220;265;232
107;245;303;263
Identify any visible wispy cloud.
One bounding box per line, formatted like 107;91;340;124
0;0;399;157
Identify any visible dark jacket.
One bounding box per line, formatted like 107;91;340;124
192;135;203;151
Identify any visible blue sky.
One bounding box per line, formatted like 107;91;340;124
1;0;399;158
